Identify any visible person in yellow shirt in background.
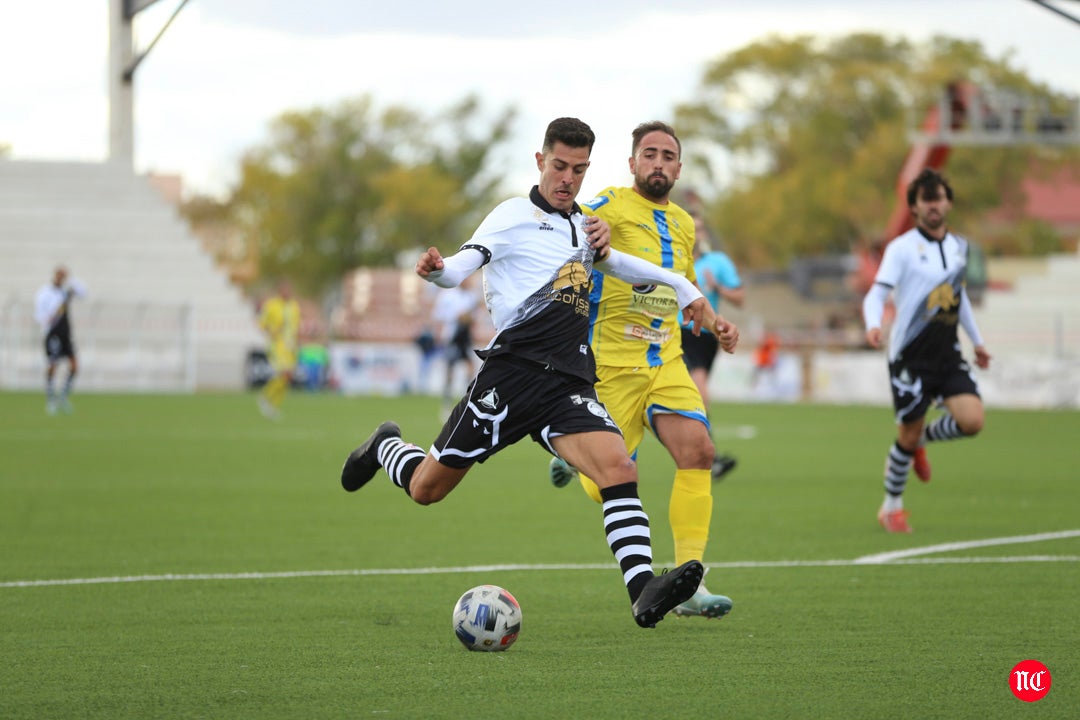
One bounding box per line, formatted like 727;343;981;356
257;279;300;419
548;121;739;619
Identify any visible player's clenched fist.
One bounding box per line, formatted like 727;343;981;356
715;317;739;353
415;247;445;278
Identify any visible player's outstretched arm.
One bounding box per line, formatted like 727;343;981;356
597;248;703;310
417;247;485;288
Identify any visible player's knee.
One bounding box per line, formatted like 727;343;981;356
408;484;447;506
609;461;638;487
404;467;450;506
671;432;716;469
593;457;638;488
958;414;984;436
691;438;716;469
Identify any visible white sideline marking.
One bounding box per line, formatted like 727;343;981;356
2;553;1079;589
852;529;1080;565
712;424;758;440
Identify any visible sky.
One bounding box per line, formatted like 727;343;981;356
1;0;1079;201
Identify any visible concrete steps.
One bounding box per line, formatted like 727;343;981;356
0;160;261;390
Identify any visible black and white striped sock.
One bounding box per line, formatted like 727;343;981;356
925;414;965;442
376;438;426;495
885;441;913;497
600;482;654;602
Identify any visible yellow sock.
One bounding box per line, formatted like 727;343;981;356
669;468;712;566
578;472;603;504
264;374;289;408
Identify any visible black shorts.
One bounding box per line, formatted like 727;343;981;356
44;329;75;362
446;338;472;365
445;322;473;364
431;356;622;469
681;328;718;372
888;358;980;424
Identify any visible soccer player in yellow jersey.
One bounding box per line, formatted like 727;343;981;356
549;121;740;619
257;279;301;419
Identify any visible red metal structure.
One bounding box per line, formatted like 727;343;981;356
883;82;980;240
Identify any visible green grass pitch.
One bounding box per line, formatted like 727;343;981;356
1;391;1077;719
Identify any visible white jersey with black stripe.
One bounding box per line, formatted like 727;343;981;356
873;227;972;366
461;186;598;382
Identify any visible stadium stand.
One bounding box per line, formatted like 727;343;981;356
976;252;1080;355
0;160;261;391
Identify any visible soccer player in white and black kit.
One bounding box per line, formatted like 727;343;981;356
341;117;739;628
34;266;87;415
863;169;991;533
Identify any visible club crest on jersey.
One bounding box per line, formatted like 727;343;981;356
554;261;590;293
927;283;958;312
478;388;500;410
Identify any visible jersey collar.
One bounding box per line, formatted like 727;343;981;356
916;225;948;243
530;185;581;218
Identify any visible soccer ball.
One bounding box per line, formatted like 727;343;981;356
452;584;522;652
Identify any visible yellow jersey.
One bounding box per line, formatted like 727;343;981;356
259;295;300;350
584;186;697;367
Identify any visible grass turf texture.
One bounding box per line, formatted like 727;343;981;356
1;391;1077;719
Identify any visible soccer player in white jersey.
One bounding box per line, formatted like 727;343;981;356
863;169;991;533
340;117;739;628
34;266;87;415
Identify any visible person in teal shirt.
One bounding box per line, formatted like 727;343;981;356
681;217;744;479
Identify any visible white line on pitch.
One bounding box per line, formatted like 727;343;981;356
852;529;1080;565
1;554;1078;589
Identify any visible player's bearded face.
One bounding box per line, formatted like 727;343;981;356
629;130;682;202
636;170;674;200
913;187;951;232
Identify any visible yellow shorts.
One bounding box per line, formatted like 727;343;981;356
268;340;297;373
595;359;709;456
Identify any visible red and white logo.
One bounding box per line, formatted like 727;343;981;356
1010;660;1051;702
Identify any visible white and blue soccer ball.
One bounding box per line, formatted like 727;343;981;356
452;584;521;652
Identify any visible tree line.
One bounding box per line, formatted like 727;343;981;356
181;33;1080;299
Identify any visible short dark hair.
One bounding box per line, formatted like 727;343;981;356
906;168;954;206
542;117;595;154
631;121;681;158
